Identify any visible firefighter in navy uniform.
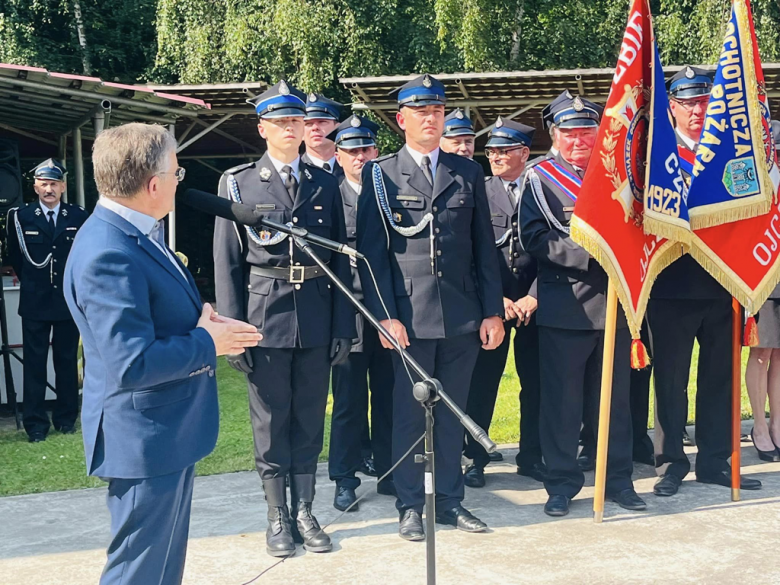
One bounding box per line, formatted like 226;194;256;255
357;74;505;541
463;118;545;488
326;115;396;512
648;66;762;497
213;81;355;557
6;158;87;442
520;96;646;517
526;90;571;169
302;93;344;178
439;108;476;160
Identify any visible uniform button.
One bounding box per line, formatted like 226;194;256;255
435;228;440;234
318;219;323;224
52;245;57;250
53;285;58;288
295;262;301;266
436;250;442;256
248;284;252;289
53;259;57;263
437;271;443;277
514;237;519;242
293;217;299;223
294;284;301;290
555;275;560;280
208;370;215;377
513;253;519;258
513;268;518;273
512;221;517;227
433;206;438;212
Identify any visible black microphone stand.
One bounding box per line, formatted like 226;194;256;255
264;218;496;585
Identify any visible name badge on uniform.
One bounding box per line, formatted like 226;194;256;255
491;213;501;217
24;231;39;236
256;203;276;210
563;206;575;212
396;195;420;202
314;205;323;210
66;226;78;231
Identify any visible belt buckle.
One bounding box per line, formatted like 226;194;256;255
289;265;305;284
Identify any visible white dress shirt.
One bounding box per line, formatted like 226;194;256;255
346;178;361;194
267;154;300;184
40;201;61;227
405;145;440;182
98;197;186;279
676;129;696;151
306;153;337;172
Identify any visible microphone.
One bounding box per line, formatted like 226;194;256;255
180;188;364;260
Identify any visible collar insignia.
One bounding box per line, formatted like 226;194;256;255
259;167;272;180
304;169;313;181
62;208;68;216
34;207;41;216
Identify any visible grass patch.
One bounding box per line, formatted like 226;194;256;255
0;342;754;497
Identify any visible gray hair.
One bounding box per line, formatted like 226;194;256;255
92;123;177;198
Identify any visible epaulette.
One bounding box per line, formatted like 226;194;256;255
374;152;397;163
225;161;254;176
526;154;552;170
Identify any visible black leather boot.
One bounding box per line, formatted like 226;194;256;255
262;477;296;557
290;474;332;553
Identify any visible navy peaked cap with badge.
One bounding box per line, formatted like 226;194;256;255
669;66;714;99
391;74;446;108
327;115;379;149
771;120;780;146
443;109;475;137
542;90;574;129
305;93;343;121
31;158;66;181
247;80;306;118
486;117;535;147
550;95;603;129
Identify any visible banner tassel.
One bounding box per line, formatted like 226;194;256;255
630;339;651;369
743;315;759;347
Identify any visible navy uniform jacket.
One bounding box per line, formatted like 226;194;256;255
356;148;503;339
520;154;627;330
6;201;88;322
213;153;355;348
339;177;371;352
302;153;344;181
485;176;537;301
651;134;729;301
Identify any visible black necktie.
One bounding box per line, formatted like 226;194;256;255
322;162;331;173
47;210;55;232
421;155;433;186
282;165;298;203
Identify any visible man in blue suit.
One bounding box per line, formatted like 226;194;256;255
64;123;261;585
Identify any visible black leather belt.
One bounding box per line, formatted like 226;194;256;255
250;264;325;284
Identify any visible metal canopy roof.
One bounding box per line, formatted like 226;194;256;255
341;64;780;153
0;63;210;147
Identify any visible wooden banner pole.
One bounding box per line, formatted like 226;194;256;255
731;298;741;502
593;279;619;523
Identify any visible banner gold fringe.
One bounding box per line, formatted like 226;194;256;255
689;235;780;313
571;216;687;341
688;198;772;231
642;214;692;245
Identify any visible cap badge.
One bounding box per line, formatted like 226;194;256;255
495;116;503;128
279;81;290;96
455;109;464;119
685;66;695;79
47;160;55;168
259;167;272;180
351;116;361;128
308;93;317;103
573;97;584;112
422;75;432;88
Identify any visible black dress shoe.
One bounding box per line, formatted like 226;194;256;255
464;465;486;488
751;427;780;462
359;457;378;477
291;502;332;552
266;505;296;558
488;451;503;462
632;451;655;466
377;479;397;497
435;505;488;532
333;486;358;512
609;488;647;511
696;471;762;491
27;434;46;443
399;509;425;541
577;453;595;472
653;474;682;497
517;462;547;483
682;430;695;446
544;495;570;517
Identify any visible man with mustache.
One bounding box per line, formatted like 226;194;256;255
213;80;355;557
439;109;476;160
648;66;762;497
303;93;343;177
357;74;504;541
327;114;396;512
6;158;87;443
520;95;645;517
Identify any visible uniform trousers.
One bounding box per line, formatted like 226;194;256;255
464;319;542;469
247;345;330;480
329;328;394;489
648;299;732;478
22;318;80;437
392;332;481;513
100;465;195;585
539;326;633;498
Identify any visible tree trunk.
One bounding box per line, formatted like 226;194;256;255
509;1;525;64
72;0;93;76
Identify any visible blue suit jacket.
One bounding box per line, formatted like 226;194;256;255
64;205;218;479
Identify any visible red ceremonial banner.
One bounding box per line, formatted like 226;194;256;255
570;0;683;344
